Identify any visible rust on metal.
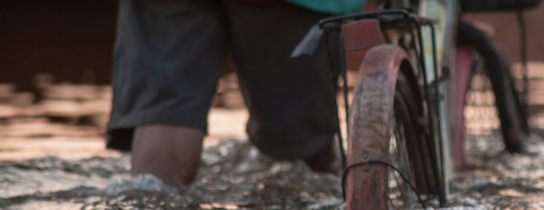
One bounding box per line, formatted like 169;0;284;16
346;45;410;210
342;19;382;51
452;46;472;171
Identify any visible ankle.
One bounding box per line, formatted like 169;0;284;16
303;144;336;174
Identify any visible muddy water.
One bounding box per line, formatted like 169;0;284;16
449;132;544;209
2;134;544;209
0;139;345;210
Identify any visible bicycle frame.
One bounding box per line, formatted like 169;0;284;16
311;0;538;208
320;1;462;207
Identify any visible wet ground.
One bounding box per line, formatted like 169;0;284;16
3;81;544;209
2;131;544;209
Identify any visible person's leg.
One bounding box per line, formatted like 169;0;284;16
303;142;336;173
131;125;204;186
107;0;228;185
225;3;338;172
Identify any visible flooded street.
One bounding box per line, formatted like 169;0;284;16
0;138;345;210
3;0;544;207
2;132;544;209
2;83;544;209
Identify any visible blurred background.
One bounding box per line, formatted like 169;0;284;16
1;0;544;161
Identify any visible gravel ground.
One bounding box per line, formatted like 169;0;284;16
1;131;544;209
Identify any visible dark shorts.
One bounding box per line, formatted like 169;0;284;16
106;0;338;160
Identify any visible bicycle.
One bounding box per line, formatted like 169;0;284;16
454;20;531;170
294;0;539;209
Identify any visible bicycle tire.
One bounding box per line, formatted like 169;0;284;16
457;21;528;153
345;45;437;209
389;72;436;208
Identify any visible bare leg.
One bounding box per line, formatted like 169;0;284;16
131;125;205;186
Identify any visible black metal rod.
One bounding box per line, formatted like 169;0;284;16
319;9;438;30
429;23;447;206
325;29;348;170
415;21;446;206
319;9;410;27
408;29;435;193
338;33;348;170
338;33;350;139
516;9;530;120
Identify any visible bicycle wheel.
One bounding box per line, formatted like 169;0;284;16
345;45;438;209
461;53;506;166
388;72;435;208
458;21;528;153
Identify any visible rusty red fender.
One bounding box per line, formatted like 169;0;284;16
342;19;382;51
346;44;410;210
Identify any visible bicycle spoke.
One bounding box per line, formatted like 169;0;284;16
389;116;418;208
